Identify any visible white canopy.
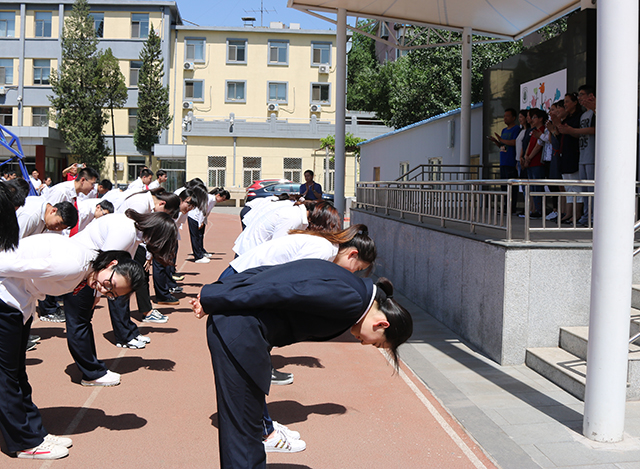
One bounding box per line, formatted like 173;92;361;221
288;0;581;40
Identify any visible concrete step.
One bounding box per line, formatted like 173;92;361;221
526;347;586;401
559;326;589;360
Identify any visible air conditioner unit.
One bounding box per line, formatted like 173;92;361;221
310;104;321;113
182;101;193;110
184;62;194;70
0;86;6;95
115;162;124;171
267;103;279;112
318;64;330;74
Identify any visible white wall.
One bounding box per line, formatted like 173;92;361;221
359;104;483;181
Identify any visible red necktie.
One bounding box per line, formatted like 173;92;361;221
145;185;149;190
72;280;87;295
70;198;79;237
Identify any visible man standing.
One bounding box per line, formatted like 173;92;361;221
29;170;45;194
126;168;153;193
490;108;521;213
299;170;322;201
148;169;167;189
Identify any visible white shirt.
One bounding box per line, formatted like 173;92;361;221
16;196;48;238
46;180;78;205
243;198;291;228
188;194;218;225
118;191;154;214
102;188;127;212
148;179;161;190
29;177;43;194
537;129;554;163
73;213;142;258
77;198;103;233
230;234;338;273
40;184;52;199
126;177;147;194
78;184;98;201
233;204;308;255
0;234;95;322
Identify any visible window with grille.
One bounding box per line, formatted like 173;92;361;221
311;83;331;104
0;59;13;85
208;156;226;188
90;12;104;38
0;107;12;126
130;61;142;86
311;42;331;65
35;12;52;38
128;109;137;134
243;157;261;188
131;13;149;39
0;11;16;37
268;40;288;65
33;59;50;85
227;39;247;64
32;107;48;126
186;38;205;62
283;158;302;183
328;159;335;191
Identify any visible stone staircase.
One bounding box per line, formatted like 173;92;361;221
526;285;640;401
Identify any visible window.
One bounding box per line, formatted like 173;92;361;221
283;158;302;183
267;82;287;103
90;12;104;38
32;107;48;126
0;11;16;37
311;42;331;65
268;40;288;65
35;12;52;38
33;59;50;85
161;160;186;193
130;61;142;86
227;39;247;64
128;109;137;134
185;80;204;101
0;59;13;84
226;81;246;103
0;107;12;126
243;157;261;187
186;38;205;62
399;162;410;180
128;156;146;182
131;13;149;39
311;83;331;104
208;156;226;187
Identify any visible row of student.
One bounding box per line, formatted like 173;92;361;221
186;193;413;467
491;85;596;225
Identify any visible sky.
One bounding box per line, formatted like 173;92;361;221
175;0;340;30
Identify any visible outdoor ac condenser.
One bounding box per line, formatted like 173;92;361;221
184;62;194;70
310;104;321;113
318;64;330;74
183;101;193;110
267;103;279;112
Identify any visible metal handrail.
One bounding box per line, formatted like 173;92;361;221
396;164;482;182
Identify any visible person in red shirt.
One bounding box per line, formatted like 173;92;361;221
521;108;548;218
62;163;85;181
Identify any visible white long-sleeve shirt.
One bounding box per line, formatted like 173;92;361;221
45;180;78;205
73;213;142;258
117;191;154;214
233;204;308;255
16;196;48;238
188;194;219;226
77;198;103;233
102;188;127;212
126;177;147;194
0;234;95;322
242;197;288;228
230;234;338;273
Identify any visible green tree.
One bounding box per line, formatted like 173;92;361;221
134;24;172;154
49;0;109;171
320;133;366;157
347;20;379;111
98;48;128;183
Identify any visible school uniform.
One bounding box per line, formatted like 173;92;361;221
187;207;207;260
102;188;127;212
76;198;103;232
0;234;94;452
125;177;148;194
16;196;49;239
45;180;77;205
148;179;161;190
241;197;287;230
200;259;375;469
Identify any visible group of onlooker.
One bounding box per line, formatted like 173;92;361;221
491;84;596;226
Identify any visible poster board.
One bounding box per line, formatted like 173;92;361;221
519;69;567;112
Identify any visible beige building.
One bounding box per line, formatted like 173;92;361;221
0;1;390;201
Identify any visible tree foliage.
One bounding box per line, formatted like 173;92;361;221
134;24;172;154
320;133;366;157
49;0;109;171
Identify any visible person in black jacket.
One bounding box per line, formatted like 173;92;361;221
192;259;413;469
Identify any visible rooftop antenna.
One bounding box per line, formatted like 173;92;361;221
244;0;276;27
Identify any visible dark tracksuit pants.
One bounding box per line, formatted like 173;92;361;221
133;246;153;316
0;301;47;453
188;217;207;260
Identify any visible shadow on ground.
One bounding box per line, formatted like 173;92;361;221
271;355;324;369
64;356;176;383
39;406;147;435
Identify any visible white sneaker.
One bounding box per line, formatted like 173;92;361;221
117;338;146;349
44;434;72;448
545;211;558;220
204;253;213;258
195;257;210;264
17;441;69;460
273;421;300;440
264;428;306;453
136;334;151;344
81;370;121;387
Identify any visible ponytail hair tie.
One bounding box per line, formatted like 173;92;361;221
357;228;368;236
376;289;392;303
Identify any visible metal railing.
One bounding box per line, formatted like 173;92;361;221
397;164;482;182
354;179;631;241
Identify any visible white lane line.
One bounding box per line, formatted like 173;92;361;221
380;350;489;469
39;349;127;469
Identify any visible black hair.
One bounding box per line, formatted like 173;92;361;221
338;224;376;264
530;108;548;123
554;99;565;108
304;169;314;177
210;187;231;200
140;168;154;178
303;200;341;233
97;199;114;214
99;179;113;191
7;170;16;177
186;178;206;190
91;250;146;296
156;169;167;177
578;84;596;97
149;187;180;219
125;209;178;266
375;278;413;371
4;178;29;208
277;193;291;201
504;108;517;119
53;201;79;228
0;182;20;251
187;184;208;213
77;166;100;181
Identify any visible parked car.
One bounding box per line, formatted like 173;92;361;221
246;182;335;203
245;178;292;193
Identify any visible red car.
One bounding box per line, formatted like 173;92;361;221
245;178;292;192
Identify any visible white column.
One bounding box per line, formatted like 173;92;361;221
459;27;472;167
583;0;639;442
334;7;347;217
